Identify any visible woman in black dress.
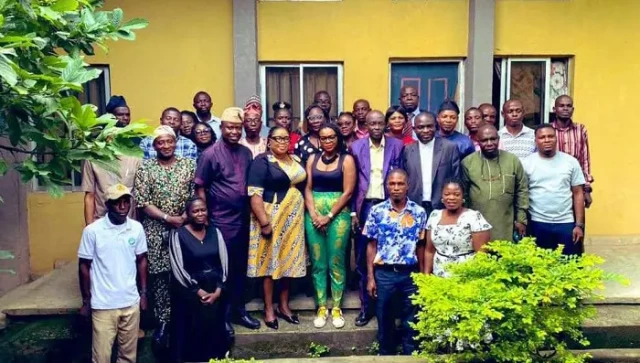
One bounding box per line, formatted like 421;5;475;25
294;103;328;166
169;197;229;361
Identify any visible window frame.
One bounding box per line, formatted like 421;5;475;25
388;59;466;131
31;65;111;193
259;63;344;123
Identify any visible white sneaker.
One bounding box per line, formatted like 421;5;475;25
313;306;328;328
331;307;345;329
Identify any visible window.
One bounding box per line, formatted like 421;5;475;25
33;65;111;192
493;57;570;128
260;64;343;131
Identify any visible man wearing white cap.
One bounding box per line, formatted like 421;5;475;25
78;184;148;363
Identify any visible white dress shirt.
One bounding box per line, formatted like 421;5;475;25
418;140;435;201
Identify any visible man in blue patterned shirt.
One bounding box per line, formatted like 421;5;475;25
139;107;198;160
363;169;426;356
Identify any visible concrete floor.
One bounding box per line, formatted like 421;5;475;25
0;242;638;317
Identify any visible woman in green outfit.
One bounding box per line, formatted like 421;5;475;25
304;124;357;329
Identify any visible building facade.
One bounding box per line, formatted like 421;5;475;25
2;0;639;293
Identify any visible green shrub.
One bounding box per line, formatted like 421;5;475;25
411;238;627;362
308;342;330;358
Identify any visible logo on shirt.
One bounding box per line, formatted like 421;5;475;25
127;237;136;246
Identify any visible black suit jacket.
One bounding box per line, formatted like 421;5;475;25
402;137;460;209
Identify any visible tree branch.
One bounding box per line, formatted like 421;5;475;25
0;145;57;155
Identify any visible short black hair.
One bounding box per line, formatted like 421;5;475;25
438;99;460;115
534;123;556;136
272;101;292;113
304;103;330;120
314;90;331;100
161;107;181;118
180;110;198;122
268;125;289;139
338;111;355;120
442;178;464;192
184;196;206;216
386;168;408;182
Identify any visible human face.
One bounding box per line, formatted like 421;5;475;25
387;173;408;203
414;115;436;144
387;112;406;135
153;135;176;159
399;87;419;112
353;101;371;123
193;93;212;115
366;112;385;141
553;96;574;121
502;101;524;128
193;124;212;145
479;105;497;125
307;107;326;134
477;127;500;158
438;110;458;134
315;93;332;114
180;114;195;136
269;128;290;156
535;127;557;157
274;109;292;129
187;199;208;226
336;115;355;137
107;195;131;224
319;127;339;153
113;107;131;127
464;109;484;134
161;110;182;133
221;121;242;144
243;111;262;135
442;183;464;211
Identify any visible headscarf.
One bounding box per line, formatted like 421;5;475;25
220;107;244;124
152;125;176;141
106;95;128;114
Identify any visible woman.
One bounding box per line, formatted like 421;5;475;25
385;106;414;146
180;110;198;141
247;126;307;330
464;107;485;151
240;96;267;157
304;124;356;329
134;125;195;345
169;197;229;361
336;112;357;149
424;179;492;277
192;122;216;161
272;101;300;153
294;103;328;165
437;100;476;158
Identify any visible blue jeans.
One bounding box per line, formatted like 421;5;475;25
374;267;418;356
530;221;583;256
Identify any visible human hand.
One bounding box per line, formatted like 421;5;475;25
585;192;593;209
514;222;527;237
351;215;359;233
261;223;273;238
79;301;91;319
572;226;584;244
166;215;185;229
367;279;377;298
139;295;148;311
314;216;331;230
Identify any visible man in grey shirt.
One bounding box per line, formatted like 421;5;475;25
522;124;585;255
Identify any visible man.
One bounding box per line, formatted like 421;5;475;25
398;86;422;137
193;91;222;139
352;99;371;139
139;107;197;160
523;124;585;255
403;112;460;217
498;99;536;160
314;90;337;123
478;103;497;126
464;107;485;150
106;95;131;127
239;95;267;157
78;184;148;363
349;110;404;327
552;95;594;208
363;169;426;356
462;124;529;242
195;107;261;334
437;102;476;159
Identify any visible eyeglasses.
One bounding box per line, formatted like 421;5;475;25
245;118;261;124
320;135;337;143
307;115;325;122
270;136;290;144
194;130;211;135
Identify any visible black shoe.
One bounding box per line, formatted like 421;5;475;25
355;311;372;327
225;322;235;338
275;307;300;325
264;311;279;330
234;313;261;330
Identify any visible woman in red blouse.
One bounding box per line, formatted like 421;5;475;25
385;105;415;146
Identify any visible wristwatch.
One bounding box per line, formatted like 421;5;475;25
350;212;357;217
575;223;585;230
327;212;335;220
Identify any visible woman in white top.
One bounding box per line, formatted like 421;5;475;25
424;179;492;277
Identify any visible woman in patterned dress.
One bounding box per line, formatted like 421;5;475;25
294;103;328;166
134;125;195;344
247;126;307;330
424;179;492;277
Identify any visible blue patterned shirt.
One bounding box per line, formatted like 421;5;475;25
363;199;427;265
139;135;198;160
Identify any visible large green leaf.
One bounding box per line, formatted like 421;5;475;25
120;18;148;31
51;0;79;12
0;54;18;86
0;159;8;176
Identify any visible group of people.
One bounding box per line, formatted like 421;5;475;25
78;87;593;362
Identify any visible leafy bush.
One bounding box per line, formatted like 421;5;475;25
308;342;330;358
411;238;627;363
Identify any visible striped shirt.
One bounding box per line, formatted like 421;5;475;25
498;125;536;160
552;120;593;188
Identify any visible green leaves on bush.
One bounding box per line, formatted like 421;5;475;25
411;238;628;362
0;0;149;197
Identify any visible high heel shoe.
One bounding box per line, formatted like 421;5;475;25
276;307;300;325
263;310;279;330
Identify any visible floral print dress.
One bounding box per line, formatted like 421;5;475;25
427;209;491;277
